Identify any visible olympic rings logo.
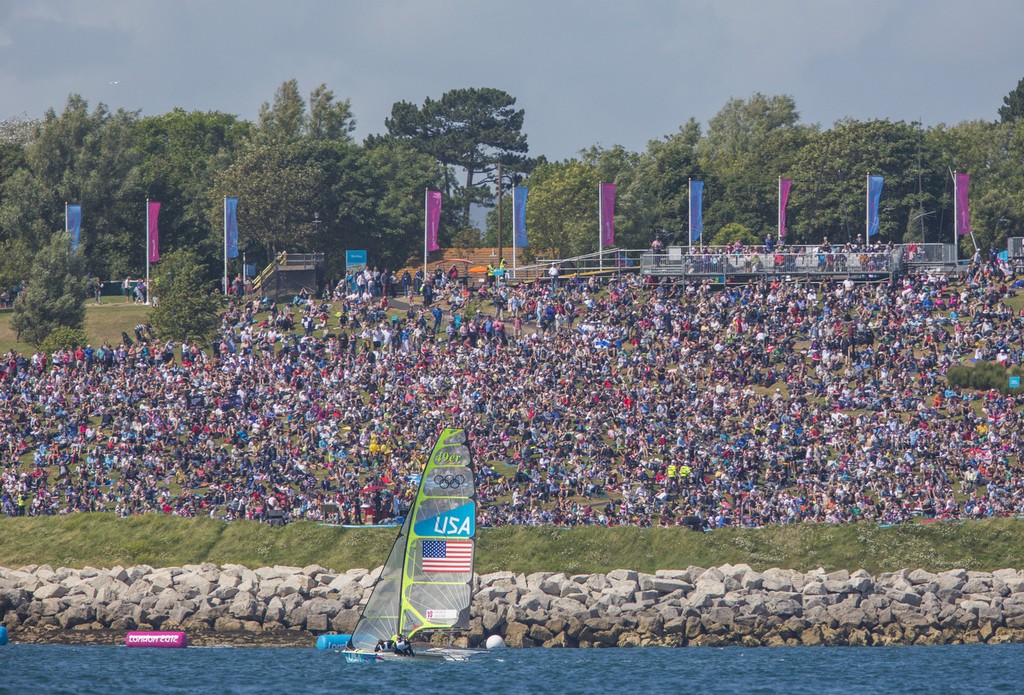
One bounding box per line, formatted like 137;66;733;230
433;474;465;489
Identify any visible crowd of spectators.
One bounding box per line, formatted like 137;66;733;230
2;254;1024;531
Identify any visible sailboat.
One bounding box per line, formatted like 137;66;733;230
343;427;481;663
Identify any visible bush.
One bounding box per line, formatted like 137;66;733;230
946;361;1024;394
40;326;88;353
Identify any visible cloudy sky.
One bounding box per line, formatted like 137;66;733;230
2;0;1022;161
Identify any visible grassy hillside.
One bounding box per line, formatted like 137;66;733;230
0;303;151;354
2;515;1024;574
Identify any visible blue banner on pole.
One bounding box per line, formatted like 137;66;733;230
66;204;82;251
225;197;239;258
513;186;528;248
867;176;883;237
689;181;704;244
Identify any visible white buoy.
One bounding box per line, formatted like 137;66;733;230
485;635;506;650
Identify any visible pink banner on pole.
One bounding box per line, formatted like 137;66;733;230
600;183;616;246
148;201;161;262
955;173;971;236
426;190;441;252
779;178;793;240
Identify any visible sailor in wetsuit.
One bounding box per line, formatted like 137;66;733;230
393;634;414;656
374;639;387;652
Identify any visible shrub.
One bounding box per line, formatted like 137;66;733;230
40;326;88;353
946;361;1024;394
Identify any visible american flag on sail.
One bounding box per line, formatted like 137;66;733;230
421;540;473;573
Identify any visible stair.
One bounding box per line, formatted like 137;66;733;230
252;252;324;296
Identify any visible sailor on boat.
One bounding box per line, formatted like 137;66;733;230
393;635;414;657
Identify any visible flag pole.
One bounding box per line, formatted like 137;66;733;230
688;178;692;254
497;161;503;267
145;198;150;306
511;188;518;280
65;201;69;243
865;174;870;247
423;188;428;282
598;183;604;271
952;171;958;266
223;196;229;296
777;177;782;243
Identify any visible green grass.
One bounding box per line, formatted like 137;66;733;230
2;515;1024;574
0;302;152;354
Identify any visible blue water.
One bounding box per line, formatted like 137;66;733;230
2;644;1021;694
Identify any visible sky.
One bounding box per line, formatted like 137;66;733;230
2;0;1023;162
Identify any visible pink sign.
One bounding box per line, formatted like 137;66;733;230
426;190;441;252
147;201;161;263
600;183;616;246
955;173;971;237
126;631;188;648
779;178;793;240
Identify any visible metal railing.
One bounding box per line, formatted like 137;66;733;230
278;252;324;270
510;249;646;281
902;243;958;267
251;252;325;294
639;245;906;281
251;251;286;294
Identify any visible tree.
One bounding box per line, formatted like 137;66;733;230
789;119;929;244
149;249;221;343
11;231;89;346
998;78;1024;123
710;222;759;246
308;84;357;142
385;88;529;228
698;93;814;240
133;108;251;266
317;138;442;273
524;159;600;257
256;79;306;144
256;79;355;145
0;94;141;280
214;142;324;260
621;120;703;246
928;119;1024;253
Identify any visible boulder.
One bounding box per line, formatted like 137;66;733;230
228;593;263;621
33;583;68;600
504;621;534;648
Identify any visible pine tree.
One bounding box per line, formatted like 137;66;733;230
11;231;88;346
998;78;1024;123
149;249;222;343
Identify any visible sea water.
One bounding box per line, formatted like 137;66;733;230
2;643;1021;694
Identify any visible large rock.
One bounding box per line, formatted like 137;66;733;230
504;621;534;648
33;583;68;600
228;593;263;621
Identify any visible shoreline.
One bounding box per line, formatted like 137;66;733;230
3;563;1024;648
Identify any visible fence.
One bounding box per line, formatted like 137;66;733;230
639;245;907;281
902;243;959;268
511;249;646;282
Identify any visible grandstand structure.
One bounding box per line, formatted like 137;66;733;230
250;241;970;297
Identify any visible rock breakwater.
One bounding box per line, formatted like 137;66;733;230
3;563;1024;647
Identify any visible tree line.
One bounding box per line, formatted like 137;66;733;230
2;78;1024;293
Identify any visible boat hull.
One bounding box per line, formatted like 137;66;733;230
342;649;450;664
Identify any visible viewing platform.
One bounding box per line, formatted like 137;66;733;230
638;242;959;283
